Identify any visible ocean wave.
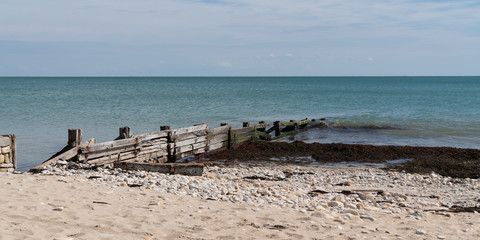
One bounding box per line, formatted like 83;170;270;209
318;120;403;130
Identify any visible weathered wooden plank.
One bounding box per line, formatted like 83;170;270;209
208;133;229;144
230;136;253;146
136;131;169;141
113;162;172;173
79;137;167;161
113;162;204;176
208;125;231;135
140;144;168;152
87;146;169;165
137;148;168;158
175;148;206;159
171;124;208;136
147;138;168;145
174;136;207;148
30;138;96;172
254;130;272;140
272;131;297;141
86;150;137;165
82;132;167;155
298;119;311;126
207;141;228;151
173;164;204;176
79;145;137;161
280;121;296;127
230;127;255;136
175;142;208;154
0;136;10;147
171;130;208;142
81;137;139;153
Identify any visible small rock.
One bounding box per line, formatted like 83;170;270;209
53;207;64;211
327;201;344;208
332;195;346;203
311;211;333;219
360;215;376;221
416;229;426;235
56;160;68;165
437;236;446;239
343;209;359;215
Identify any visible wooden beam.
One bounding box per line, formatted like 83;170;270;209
113;162;204;176
30;138;96;173
171;124;208;136
208;125;231;135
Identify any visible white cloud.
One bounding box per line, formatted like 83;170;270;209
1;0;479;75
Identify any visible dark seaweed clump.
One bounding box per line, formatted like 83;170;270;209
200;141;480;179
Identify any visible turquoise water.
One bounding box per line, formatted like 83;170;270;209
1;76;479;171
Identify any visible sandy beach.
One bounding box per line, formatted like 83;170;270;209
1;163;480;240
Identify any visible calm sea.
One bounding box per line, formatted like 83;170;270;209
1;77;479;171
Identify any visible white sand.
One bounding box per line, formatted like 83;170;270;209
1;170;480;240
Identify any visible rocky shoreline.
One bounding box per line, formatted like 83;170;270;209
41;160;480;215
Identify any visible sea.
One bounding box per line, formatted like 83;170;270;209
1;76;479;171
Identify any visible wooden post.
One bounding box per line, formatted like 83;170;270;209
68;129;82;148
220;123;228;126
117;126;131;140
243;122;250;128
10;135;16;171
274;121;281;136
161;126;175;162
257;121;266;132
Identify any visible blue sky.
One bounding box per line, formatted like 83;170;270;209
1;0;479;76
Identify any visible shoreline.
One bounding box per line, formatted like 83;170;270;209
197;141;480;179
2;161;480;239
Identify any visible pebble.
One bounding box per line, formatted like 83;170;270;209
40;162;480;224
416;229;427;235
360;215;377;221
327;201;344;208
53;207;64;211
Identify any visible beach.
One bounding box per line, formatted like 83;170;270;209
2;160;480;240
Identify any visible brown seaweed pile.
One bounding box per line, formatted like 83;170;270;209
198;141;480;179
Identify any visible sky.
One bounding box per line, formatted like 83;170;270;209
1;0;480;76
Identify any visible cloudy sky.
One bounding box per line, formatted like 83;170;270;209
1;0;479;76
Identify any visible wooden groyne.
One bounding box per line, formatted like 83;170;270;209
31;118;323;174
